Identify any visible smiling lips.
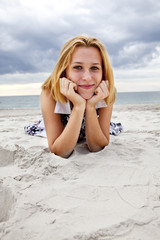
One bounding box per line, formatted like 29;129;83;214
78;84;94;89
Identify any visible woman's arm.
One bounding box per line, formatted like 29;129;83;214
85;104;113;152
85;80;112;152
41;81;85;158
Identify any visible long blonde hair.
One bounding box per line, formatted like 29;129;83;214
42;35;116;105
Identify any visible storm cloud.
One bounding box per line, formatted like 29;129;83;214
0;0;160;85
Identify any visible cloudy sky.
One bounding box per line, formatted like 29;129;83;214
0;0;160;95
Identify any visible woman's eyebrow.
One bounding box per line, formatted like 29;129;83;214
72;61;82;64
92;63;101;65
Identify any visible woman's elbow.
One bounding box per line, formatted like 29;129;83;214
49;145;73;158
88;139;110;152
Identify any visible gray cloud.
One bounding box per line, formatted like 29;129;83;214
0;0;160;84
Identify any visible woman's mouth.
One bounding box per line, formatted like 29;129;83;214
78;84;94;89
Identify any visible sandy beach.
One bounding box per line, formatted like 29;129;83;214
0;104;160;240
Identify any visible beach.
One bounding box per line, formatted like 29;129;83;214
0;104;160;240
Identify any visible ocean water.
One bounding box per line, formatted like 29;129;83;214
0;91;160;109
0;95;41;109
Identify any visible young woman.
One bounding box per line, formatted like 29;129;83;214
40;35;116;158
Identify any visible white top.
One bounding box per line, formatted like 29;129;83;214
37;100;107;138
54;100;107;114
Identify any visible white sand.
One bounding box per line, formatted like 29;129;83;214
0;104;160;240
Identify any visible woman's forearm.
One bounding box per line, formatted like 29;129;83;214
85;105;109;152
50;106;85;158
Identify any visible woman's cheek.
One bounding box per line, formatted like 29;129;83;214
70;73;81;84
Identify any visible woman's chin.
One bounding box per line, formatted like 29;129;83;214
80;93;93;100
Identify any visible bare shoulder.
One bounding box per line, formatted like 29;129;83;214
40;89;64;149
98;104;113;138
40;89;54;103
98;104;113;125
40;89;56;113
98;104;113;117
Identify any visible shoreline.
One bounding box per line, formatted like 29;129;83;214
0;104;160;240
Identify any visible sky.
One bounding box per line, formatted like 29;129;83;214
0;0;160;96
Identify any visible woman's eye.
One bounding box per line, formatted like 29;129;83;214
91;66;99;70
73;66;82;70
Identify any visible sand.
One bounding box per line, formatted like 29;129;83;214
0;104;160;240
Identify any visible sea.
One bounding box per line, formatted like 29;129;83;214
0;91;160;109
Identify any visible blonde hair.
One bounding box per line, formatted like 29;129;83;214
42;35;116;105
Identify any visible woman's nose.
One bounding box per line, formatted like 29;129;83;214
82;70;92;81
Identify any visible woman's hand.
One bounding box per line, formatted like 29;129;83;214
60;77;86;108
87;80;109;107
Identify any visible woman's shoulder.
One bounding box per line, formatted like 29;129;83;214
41;89;52;98
40;89;55;102
40;90;56;112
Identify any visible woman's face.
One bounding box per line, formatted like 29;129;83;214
66;46;103;100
